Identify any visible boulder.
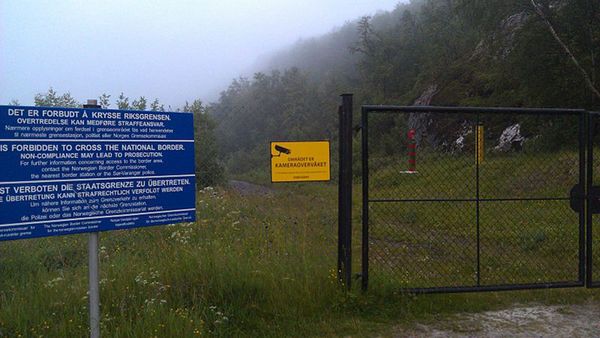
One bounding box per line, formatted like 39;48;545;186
408;84;438;146
453;121;474;152
495;123;525;151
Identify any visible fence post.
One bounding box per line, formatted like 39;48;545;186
407;129;416;172
361;106;369;291
83;99;101;338
586;111;593;287
476;124;484;164
338;94;353;289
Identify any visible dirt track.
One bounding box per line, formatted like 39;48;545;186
228;180;274;196
394;303;600;337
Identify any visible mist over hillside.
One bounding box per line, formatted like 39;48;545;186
255;24;360;83
253;2;426;83
208;0;599;174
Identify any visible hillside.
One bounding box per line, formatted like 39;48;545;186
209;0;600;174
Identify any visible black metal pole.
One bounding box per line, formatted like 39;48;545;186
476;115;481;287
83;99;101;338
361;106;369;291
577;112;586;285
587;113;594;286
337;104;344;284
338;94;353;289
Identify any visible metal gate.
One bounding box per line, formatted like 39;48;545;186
360;105;588;293
587;112;600;288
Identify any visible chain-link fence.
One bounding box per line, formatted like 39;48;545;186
361;106;586;292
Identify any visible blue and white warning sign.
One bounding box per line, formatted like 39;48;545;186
0;106;196;241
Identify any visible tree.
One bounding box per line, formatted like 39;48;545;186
116;93;130;109
131;96;147;111
530;0;600;100
184;100;225;187
150;98;164;112
34;88;79;107
99;93;164;111
98;93;111;109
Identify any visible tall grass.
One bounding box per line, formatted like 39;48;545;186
1;185;351;337
1;150;599;336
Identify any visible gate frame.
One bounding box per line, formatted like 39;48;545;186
337;94;353;289
359;104;588;293
587;112;600;288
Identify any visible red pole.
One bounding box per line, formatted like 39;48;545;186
407;129;416;172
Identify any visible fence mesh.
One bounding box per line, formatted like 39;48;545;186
364;109;583;290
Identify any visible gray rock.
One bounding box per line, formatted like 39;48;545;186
408;84;438;146
470;11;530;60
454;121;474;152
495;123;525;152
497;12;529;58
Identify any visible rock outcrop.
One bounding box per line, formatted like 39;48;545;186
494;123;525;151
470;11;530;60
408;84;438;146
497;11;530;58
453;121;474;152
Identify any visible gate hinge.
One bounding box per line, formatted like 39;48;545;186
570;184;600;213
570;184;584;212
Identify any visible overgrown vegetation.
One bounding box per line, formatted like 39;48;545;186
1;159;599;336
210;0;600;166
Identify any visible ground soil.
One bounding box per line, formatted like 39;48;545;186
393;302;600;337
228;180;275;196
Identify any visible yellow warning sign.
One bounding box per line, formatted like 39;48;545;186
271;141;330;182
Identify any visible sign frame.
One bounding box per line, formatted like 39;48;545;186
270;139;331;183
0;104;197;241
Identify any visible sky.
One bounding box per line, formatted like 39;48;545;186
1;0;401;108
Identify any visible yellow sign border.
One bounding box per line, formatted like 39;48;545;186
270;140;331;183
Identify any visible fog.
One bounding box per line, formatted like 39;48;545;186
1;0;401;108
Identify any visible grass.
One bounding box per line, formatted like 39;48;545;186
367;147;591;288
0;148;600;336
0;185;347;337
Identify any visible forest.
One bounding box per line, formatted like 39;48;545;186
209;0;600;175
24;0;600;179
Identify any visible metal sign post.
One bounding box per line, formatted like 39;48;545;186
83;99;101;338
88;232;100;338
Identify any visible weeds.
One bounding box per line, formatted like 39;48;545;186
0;152;599;336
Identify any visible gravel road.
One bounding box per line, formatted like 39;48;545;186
228;180;275;196
393;303;600;337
